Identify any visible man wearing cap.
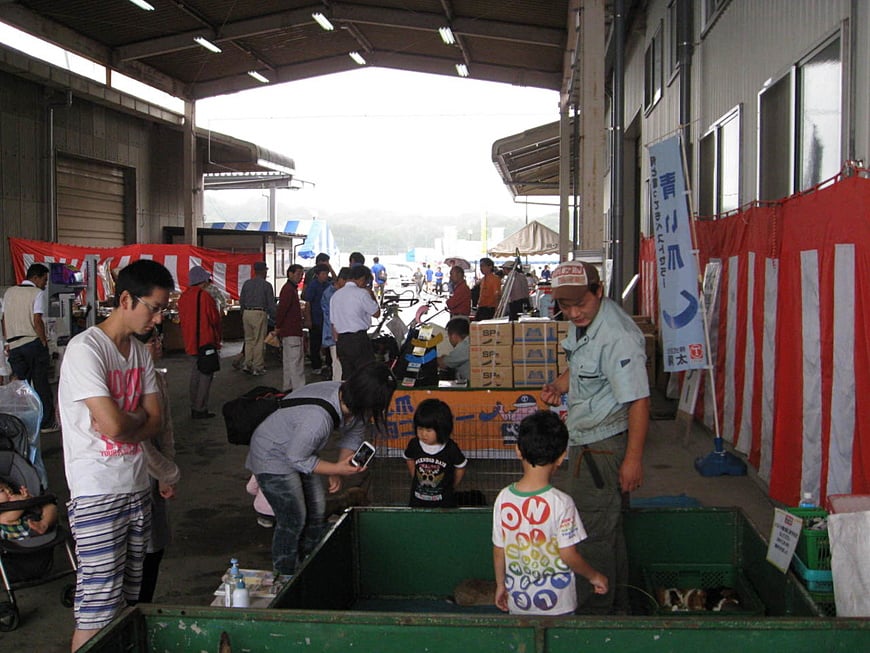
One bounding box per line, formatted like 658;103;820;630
178;266;223;417
541;260;649;615
239;261;276;376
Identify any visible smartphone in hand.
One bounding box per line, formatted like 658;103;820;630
350;441;376;467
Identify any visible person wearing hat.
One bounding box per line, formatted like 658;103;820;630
239;261;276;376
178;266;223;418
540;260;649;615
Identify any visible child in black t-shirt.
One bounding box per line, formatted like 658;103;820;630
404;399;467;507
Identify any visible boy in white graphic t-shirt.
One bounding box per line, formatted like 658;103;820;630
493;410;608;616
58;259;175;651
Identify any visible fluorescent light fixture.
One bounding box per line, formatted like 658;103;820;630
127;0;155;10
248;71;270;84
439;26;455;45
312;12;334;31
193;36;222;53
349;51;366;65
455;63;469;77
257;158;295;176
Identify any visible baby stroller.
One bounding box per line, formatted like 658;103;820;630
0;414;76;631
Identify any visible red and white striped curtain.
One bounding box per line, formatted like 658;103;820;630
640;175;870;505
9;238;262;301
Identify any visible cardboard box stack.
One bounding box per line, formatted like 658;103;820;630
470;318;562;388
469;320;514;388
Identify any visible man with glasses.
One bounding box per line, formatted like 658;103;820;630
58;259;175;651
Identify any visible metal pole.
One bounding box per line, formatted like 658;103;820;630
611;0;625;301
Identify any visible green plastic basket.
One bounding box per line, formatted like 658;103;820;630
643;563;765;616
786;507;830;570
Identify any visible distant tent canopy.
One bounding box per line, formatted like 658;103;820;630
208;219;340;261
487;220;560;257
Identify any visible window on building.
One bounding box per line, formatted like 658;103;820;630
703;0;730;30
699;108;740;216
798;39;842;189
644;22;663;110
758;36;841;201
668;1;679;79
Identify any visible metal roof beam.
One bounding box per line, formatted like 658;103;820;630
330;3;563;47
115;6;320;61
368;51;562;90
191;54;358;99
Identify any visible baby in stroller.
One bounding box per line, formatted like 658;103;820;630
0;424;74;632
0;478;57;541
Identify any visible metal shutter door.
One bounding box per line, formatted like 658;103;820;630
56;157;127;247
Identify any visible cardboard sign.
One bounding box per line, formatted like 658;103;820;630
766;508;803;573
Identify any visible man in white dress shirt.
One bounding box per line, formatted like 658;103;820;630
329;265;380;379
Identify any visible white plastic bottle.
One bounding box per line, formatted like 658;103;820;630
798;492;817;509
223;558;240;607
232;577;250;608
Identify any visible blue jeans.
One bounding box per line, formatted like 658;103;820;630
256;471;326;575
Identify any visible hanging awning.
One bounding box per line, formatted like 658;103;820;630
491;121;563;198
208;219;340;261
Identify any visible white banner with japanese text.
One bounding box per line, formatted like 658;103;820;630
648;136;708;371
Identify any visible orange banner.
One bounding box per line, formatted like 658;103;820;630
384;388;566;458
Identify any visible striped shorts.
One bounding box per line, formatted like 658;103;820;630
67;491;152;630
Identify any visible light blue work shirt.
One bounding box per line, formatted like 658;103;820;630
561;297;649;446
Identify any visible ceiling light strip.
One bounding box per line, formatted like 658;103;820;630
193;36;222;53
127;0;155;10
312;12;334;31
349;51;366;65
248;71;269;84
439;27;455;45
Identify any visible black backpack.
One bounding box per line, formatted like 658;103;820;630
223;386;341;445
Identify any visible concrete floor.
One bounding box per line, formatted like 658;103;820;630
2;340;778;651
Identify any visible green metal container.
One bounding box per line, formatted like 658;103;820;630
80;508;870;652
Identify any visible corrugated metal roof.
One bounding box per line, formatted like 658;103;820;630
0;0;573;100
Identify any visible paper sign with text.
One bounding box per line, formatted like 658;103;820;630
766;508;803;573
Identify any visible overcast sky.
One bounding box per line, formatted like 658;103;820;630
195;68;559;220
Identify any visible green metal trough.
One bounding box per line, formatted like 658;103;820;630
80;507;870;652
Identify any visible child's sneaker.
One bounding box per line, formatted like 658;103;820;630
257;516;275;528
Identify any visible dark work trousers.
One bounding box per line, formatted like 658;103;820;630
475;306;496;321
308;322;324;370
9;339;55;427
188;357;214;412
554;431;630;615
336;331;375;380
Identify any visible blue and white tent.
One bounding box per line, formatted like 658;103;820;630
208;219;340;260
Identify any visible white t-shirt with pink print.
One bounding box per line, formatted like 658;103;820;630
59;326;159;498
